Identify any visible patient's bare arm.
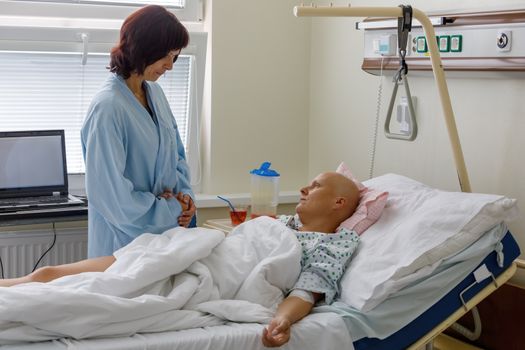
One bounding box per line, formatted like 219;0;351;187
0;255;116;287
261;293;322;347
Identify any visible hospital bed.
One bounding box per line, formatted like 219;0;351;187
3;239;519;350
0;172;520;350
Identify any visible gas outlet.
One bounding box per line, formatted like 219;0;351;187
496;30;512;52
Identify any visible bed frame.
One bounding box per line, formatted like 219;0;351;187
348;229;520;350
410;263;517;350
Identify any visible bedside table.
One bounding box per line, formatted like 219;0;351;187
203;218;235;234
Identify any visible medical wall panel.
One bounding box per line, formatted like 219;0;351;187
359;8;525;76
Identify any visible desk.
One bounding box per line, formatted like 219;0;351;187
0;205;88;227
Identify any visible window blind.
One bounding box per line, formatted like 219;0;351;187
14;1;185;8
0;51;191;174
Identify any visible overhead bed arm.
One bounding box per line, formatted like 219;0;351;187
294;5;472;192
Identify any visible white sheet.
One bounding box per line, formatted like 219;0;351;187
0;312;354;350
0;217;302;345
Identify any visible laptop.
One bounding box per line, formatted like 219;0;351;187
0;130;85;213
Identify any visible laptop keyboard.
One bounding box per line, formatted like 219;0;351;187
0;196;69;206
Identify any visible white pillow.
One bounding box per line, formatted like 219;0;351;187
339;173;518;312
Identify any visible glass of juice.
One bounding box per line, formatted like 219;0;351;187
229;206;248;226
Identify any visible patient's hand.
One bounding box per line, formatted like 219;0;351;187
261;294;318;347
261;316;291;347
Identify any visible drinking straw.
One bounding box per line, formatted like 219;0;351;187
217;195;242;222
217;195;236;211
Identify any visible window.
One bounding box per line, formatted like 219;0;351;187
5;0;203;23
35;1;185;7
0;52;191;174
0;0;207;190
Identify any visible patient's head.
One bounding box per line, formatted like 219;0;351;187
296;172;359;233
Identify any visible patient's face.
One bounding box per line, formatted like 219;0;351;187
296;173;338;219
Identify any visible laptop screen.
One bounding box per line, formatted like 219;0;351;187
0;130;69;198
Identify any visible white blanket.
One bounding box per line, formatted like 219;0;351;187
0;217;302;344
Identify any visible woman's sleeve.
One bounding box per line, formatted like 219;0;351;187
172;119;194;201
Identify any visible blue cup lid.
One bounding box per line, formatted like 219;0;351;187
250;162;280;177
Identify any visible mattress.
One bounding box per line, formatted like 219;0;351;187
352;229;520;350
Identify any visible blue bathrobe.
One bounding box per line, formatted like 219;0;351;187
81;73;194;258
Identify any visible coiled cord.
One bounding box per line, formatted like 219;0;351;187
450;306;482;341
368;55;385;179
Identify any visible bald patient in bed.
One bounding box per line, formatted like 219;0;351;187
262;172;359;347
0;172;360;348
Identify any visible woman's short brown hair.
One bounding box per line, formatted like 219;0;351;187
109;5;189;79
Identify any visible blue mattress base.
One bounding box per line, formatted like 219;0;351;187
353;230;520;350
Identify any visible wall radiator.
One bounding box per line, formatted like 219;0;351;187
0;227;87;279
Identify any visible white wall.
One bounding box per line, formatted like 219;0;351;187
202;0;311;195
308;0;525;284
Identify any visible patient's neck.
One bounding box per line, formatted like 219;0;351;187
299;217;338;234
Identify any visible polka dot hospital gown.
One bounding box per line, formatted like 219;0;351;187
279;214;360;304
